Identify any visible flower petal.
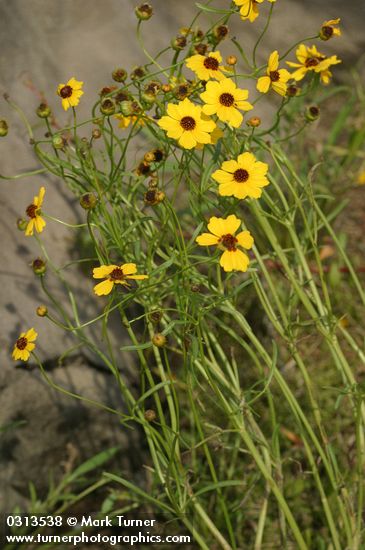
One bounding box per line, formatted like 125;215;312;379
196;233;220;246
93;279;114;296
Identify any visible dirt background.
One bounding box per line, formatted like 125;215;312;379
0;0;364;513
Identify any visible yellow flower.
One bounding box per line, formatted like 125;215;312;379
257;51;291;96
196;120;224;150
234;0;264;22
320;18;341;40
200;78;253;128
212;152;269;199
185;51;225;81
115;114;145;129
356;171;365;185
196;214;254;272
12;328;37;362
158;98;216;149
286;45;341;85
93;263;148;296
57;77;84;111
25;186;46;236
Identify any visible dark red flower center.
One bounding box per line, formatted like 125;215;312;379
180;116;196;131
233;169;249;183
16;337;28;350
321;25;333;38
269;70;280;82
26;204;38;218
59;85;73;98
203;56;219;70
305;57;321;67
220;234;238;251
219;92;235;107
109;267;125;280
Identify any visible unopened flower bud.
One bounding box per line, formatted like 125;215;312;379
247;116;261;128
226;55;237;66
306;105;320;122
36;305;48;317
112;68;128;82
32;258;47;276
17;218;27;231
80;192;98;210
135;3;153;21
100;99;115;116
0;119;9;137
92;128;102;139
152;333;167;347
144;188;165;205
141;91;156;105
144;151;155;163
171;35;187;51
161;84;172;93
52;134;65;149
36;103;51;119
144;409;157;422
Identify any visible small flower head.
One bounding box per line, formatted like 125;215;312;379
144;188;165;205
115;113;145;130
25;187;46;236
152;333;167;347
212;24;229;42
226;55;238;66
0;119;8;137
100;99;115;116
171;35;187;51
80;192;98;210
12;328;37;362
32;258;47;276
247;116;261;127
158;98;216;149
112;67;128;82
57;77;84;111
36;305;48;317
36;103;51;119
257;51;291;96
306;105;320;122
196;214;254;272
286;44;341;85
135;3;153;21
185;51;226;81
194;43;208;56
319;18;341;41
93;263;148;296
212;152;269;199
200;78;253;128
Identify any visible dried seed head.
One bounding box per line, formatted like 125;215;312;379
32;258;47;276
149;310;163;323
286;84;300;97
213;24;228;41
194;43;208;56
131;66;146;80
80;192;98;210
172;35;187;51
144;409;157;422
136;161;151;177
141;91;156;105
319;25;334;41
112;68;128;82
92;128;102;139
36;305;48;317
144;188;165;205
100;99;115;116
135;3;153;21
306;105;320;121
152;333;167;347
99;86;117;97
36;103;51;119
0;119;9;137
